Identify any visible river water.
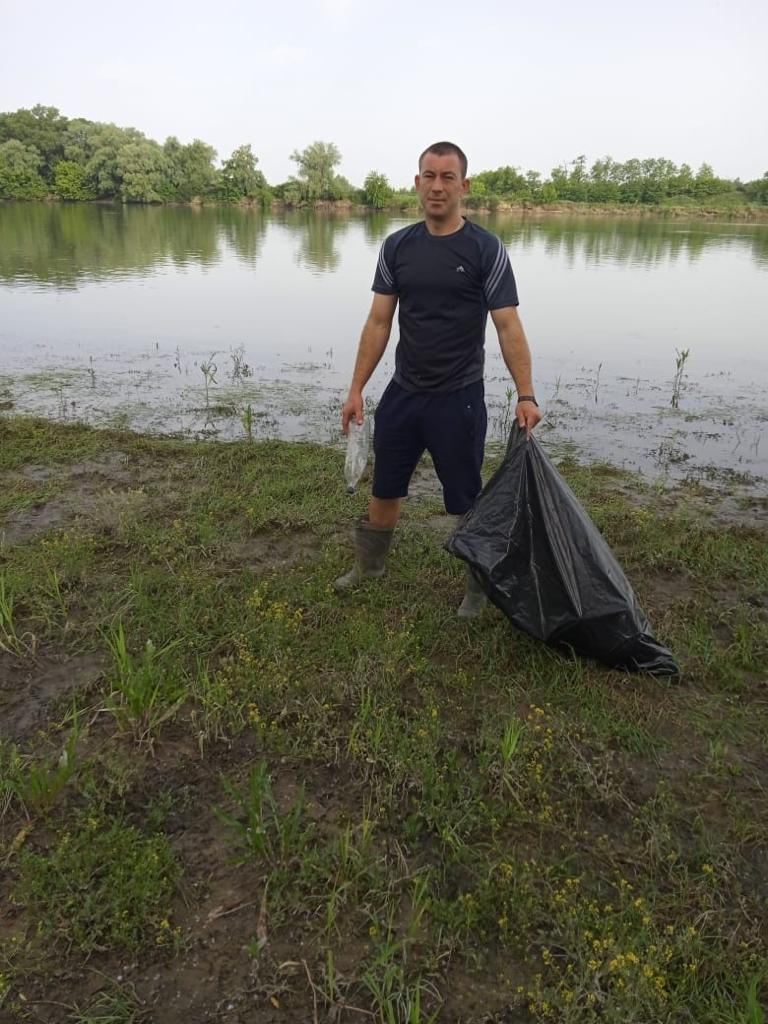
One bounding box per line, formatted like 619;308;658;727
1;203;766;491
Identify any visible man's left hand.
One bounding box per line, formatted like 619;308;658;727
516;400;542;436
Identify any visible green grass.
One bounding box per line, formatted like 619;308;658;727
0;726;80;819
0;415;766;1021
16;813;180;954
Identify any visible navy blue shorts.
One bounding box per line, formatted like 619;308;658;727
372;380;487;514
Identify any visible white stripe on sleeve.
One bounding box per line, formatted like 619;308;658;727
377;244;394;288
484;239;509;301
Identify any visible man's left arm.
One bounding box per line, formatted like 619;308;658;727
490;305;542;434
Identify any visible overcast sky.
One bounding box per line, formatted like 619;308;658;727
3;0;766;187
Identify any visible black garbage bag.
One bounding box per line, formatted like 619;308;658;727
446;424;679;676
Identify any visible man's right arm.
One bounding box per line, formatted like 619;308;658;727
341;292;398;432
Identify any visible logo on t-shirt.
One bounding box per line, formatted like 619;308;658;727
455;265;466;273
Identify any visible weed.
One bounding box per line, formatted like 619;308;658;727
105;623;185;748
215;761;315;868
592;361;603;403
189;665;248;753
498;386;516;439
229;344;252;382
241;402;255;441
199;352;218;408
741;975;766;1024
498;715;527;790
0;573;35;657
671;347;691;408
70;983;147;1023
1;725;80;820
361;876;440;1023
17;813;180;953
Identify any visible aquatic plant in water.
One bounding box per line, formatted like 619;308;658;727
671;348;690;408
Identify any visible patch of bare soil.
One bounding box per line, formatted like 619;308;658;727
0;652;104;742
1;452;158;546
224;532;319;573
612;478;768;529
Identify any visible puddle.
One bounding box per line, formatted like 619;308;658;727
1;340;765;497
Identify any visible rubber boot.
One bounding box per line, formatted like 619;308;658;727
334;520;394;592
457;566;486;619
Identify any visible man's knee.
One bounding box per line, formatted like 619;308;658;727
369;496;402;529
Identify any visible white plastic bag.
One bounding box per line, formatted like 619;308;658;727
344;418;370;494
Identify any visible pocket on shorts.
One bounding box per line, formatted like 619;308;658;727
460;384;485;440
374;380;396;421
462;398;476;439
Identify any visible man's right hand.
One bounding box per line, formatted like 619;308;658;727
341;392;364;434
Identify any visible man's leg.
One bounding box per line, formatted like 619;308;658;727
335;385;421;591
425;383;488;618
369;496;402;529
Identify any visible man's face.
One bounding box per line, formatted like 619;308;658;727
415;152;469;221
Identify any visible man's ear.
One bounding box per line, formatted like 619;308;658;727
414;174;421;189
462;177;470;195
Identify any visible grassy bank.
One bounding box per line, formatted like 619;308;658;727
251;197;768;223
7;195;768;224
1;416;766;1023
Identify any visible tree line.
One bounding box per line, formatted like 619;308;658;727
1;105;766;208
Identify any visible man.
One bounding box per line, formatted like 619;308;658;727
336;141;541;617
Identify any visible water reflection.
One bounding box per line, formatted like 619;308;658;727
362;211;393;246
218;207;267;265
1;204;766;292
279;209;351;273
484;214;768;268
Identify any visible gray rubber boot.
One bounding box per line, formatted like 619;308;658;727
334;520;394;592
457;566;486;619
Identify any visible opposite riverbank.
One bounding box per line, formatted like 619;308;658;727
5;195;768;223
1;416;766;1021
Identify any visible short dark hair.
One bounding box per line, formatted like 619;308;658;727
419;141;468;179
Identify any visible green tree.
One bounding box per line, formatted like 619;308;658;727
565;155;589;201
744;172;768;204
217;144;269;202
363;170;393;209
549;163;569;198
0;105;67;181
588;157;620;202
671;163;695;197
0;139;48;198
693;163;731;198
465;176;490;209
616;159;643;204
290;140;342;201
53;160;97;200
540;182;558;204
272;180;303;206
329;174;354;201
85;123;145;198
473;165;527;197
115;140;168;202
524;170;543;200
61;118;97;166
163;136;217;201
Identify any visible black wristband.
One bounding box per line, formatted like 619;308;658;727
517;395;538;406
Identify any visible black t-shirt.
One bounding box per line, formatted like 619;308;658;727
372;218;519;392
